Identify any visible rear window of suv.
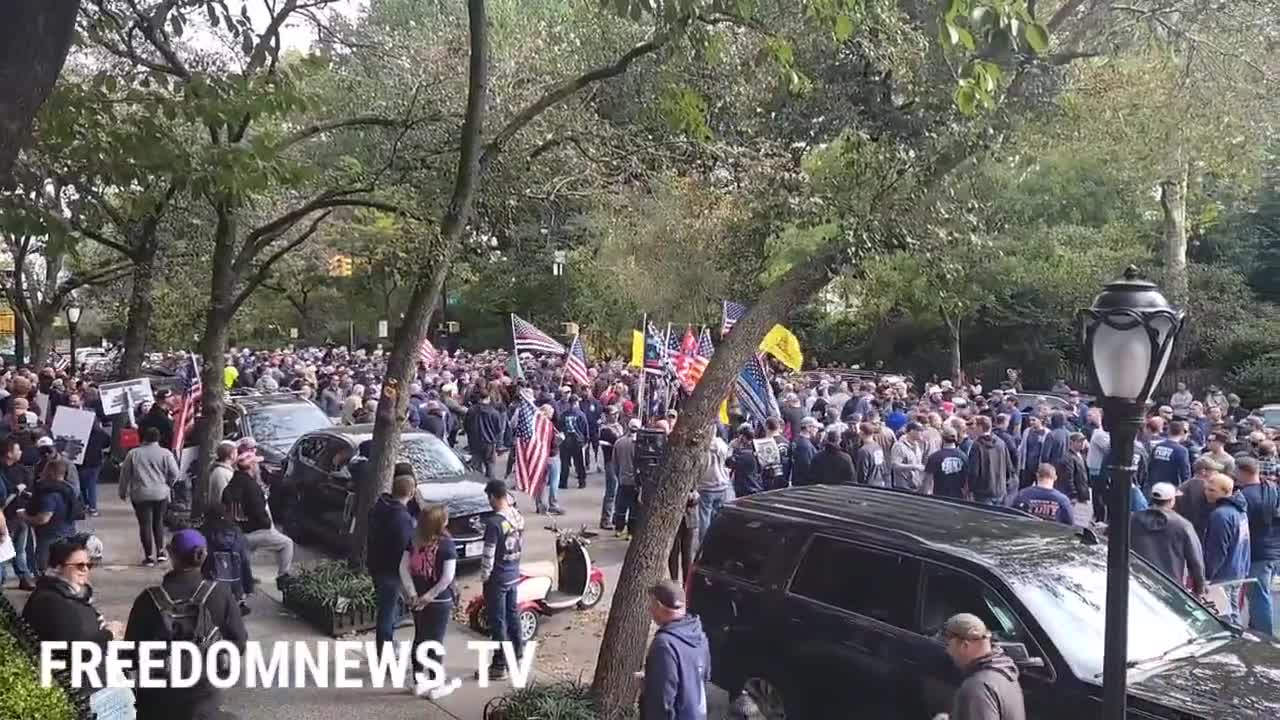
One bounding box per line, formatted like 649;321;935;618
698;515;780;584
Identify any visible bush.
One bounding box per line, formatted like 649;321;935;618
483;682;636;720
1227;351;1280;408
1211;317;1280;373
0;631;78;720
288;560;377;614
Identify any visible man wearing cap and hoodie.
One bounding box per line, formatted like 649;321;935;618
126;528;247;719
641;580;710;720
1235;457;1280;636
1202;472;1251;622
938;613;1025;720
1131;482;1206;595
790;417;819;487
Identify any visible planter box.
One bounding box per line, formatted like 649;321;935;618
282;586;410;638
1;594;97;720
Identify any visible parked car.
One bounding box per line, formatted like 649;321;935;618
219;392;333;482
688;484;1280;720
1258;404;1280;430
275;425;492;562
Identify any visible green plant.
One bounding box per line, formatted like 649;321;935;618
287;561;378;614
0;630;78;720
483;682;635;720
1227;351;1280;409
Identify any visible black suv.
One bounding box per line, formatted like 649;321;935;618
275;425;491;562
688;485;1280;719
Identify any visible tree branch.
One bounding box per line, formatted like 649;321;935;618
479;32;670;166
276;115;403;152
230;210;331;312
1048;0;1090;31
238;193;414;271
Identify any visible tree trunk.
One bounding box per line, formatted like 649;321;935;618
949;325;962;385
591;250;838;715
0;0;79;185
348;0;490;570
1159;165;1189;303
26;312;53;369
121;246;158;378
192;205;238;519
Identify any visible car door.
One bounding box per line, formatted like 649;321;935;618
912;561;1059;719
307;438;356;536
279;435;327;529
779;536;923;719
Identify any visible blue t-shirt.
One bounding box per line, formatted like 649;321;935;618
410;534;458;603
925;448;968;498
1012;486;1073;524
483;511;523;586
33;485;76;540
1148;440;1191;487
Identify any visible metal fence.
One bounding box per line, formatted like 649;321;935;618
1062;364;1225;400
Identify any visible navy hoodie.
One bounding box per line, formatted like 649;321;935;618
1241;482;1280;562
643;614;710;720
1039;415;1070;466
367;493;415;577
1203;492;1251;583
1148;439;1192;488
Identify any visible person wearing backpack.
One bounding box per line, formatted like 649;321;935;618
17;457;82;572
399;503;456;697
126;529;247;720
199;503;254;617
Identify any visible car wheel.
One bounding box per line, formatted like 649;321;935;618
518;608;539;643
470;606;488;635
743;676;789;720
578;578;604;609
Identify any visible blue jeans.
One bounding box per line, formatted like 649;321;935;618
601;461;618;524
483;581;522;671
80;465;101;512
412;600;453;675
372;573;403;652
1248;560;1276;637
697;488;728;545
539;457;561;511
10;522;34;579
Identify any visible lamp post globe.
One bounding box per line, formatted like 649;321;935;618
1079;265;1185;720
66;302;83;371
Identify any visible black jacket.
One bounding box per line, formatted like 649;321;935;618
222;470;271;534
1053;451;1090;502
464;403;504;450
126;568;248;713
422;412;447;440
22;575;113;666
137;408;175;449
967;434;1012;502
811;444;857;485
791;435;817;486
368;493;415;577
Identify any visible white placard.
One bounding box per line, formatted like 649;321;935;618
99;378;155;415
33;392;49;422
50;407;96;464
89;687;136;720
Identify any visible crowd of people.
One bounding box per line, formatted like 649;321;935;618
6;342;1280;720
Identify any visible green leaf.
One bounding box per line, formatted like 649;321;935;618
104;75;118;93
833;14;854;42
944;22;961;47
954;26;975;50
1025;22;1050;52
954;85;977;115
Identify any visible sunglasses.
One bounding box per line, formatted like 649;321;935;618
61;562;92;571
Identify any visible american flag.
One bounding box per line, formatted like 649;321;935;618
672;327;696;391
735;352;779;423
514;398;553;499
172;352;202;453
417;337;438;367
687;328;714;388
721;300;747;336
564;335;590;387
512;314;566;355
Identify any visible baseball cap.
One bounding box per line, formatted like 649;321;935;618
941;613;990;641
628;418;642;430
800;416;821;430
236;450;259;468
35;436;54;448
1150;482;1182;502
650;579;685;610
169;529;207;561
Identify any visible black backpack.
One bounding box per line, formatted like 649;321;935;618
147;581;223;673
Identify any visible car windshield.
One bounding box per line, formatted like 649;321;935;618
398;434;467;480
247;403;332;445
1263;408;1280;427
1009;549;1225;680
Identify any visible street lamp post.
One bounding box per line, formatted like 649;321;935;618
65;303;82;373
1079;266;1184;720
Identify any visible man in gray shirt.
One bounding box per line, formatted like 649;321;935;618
1131;482;1207;594
611;419;640;539
890;422;926;492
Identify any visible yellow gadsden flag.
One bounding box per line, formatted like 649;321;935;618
759;324;803;371
630;329;645;368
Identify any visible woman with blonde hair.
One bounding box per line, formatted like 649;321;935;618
399;503;457;696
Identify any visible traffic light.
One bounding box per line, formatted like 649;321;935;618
328;254;353;277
